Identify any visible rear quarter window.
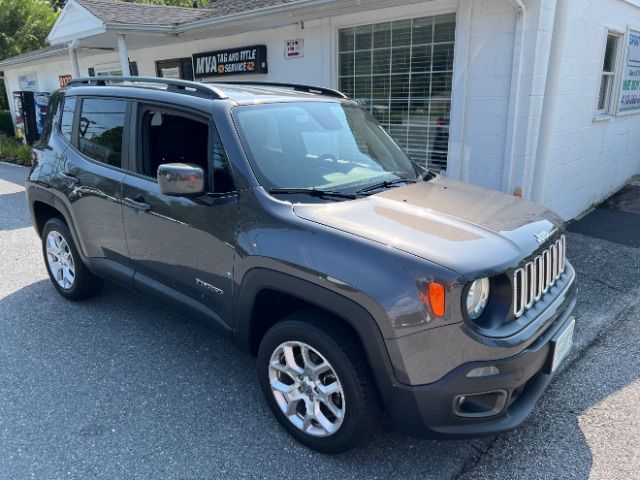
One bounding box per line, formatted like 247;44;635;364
60;97;77;142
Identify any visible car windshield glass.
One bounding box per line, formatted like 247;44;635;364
233;102;419;192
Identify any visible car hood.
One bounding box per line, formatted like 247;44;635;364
292;176;564;280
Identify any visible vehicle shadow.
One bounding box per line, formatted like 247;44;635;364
0;190;32;231
0;162;29;188
0;277;635;479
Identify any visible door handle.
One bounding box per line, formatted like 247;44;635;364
60;171;80;185
123;196;151;212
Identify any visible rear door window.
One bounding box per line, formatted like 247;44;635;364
77;98;127;168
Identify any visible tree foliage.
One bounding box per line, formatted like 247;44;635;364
0;0;58;62
50;0;212;9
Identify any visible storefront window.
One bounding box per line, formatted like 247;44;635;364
339;13;455;172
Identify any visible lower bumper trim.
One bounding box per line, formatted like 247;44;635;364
386;305;576;439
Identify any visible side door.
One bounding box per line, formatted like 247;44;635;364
121;103;238;329
58;95;130;265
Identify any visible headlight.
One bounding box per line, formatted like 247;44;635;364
466;277;490;319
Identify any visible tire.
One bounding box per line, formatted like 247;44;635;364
257;310;381;453
41;217;104;300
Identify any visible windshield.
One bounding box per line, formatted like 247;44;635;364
233;102;420;192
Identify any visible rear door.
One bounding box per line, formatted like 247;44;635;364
121;103;238;328
59;95;130;263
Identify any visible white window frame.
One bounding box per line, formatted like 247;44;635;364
93;62;123;77
595;30;624;119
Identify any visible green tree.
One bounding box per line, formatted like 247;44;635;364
0;0;58;62
0;76;8;110
50;0;212;9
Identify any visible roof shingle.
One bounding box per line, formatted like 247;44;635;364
76;0;211;26
201;0;303;17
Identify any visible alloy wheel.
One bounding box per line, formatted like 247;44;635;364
45;231;76;289
268;341;345;437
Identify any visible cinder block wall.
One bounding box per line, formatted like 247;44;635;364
541;0;640;219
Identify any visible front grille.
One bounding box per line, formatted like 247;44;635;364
513;235;566;318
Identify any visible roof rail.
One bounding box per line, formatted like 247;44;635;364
66;76;228;100
214;81;348;99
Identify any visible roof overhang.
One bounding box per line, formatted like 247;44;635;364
47;0;406;45
0;46;69;69
2;0;434;69
47;0;106;45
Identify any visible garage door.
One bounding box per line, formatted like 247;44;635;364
338;13;455;172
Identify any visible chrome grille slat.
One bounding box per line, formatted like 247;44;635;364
534;255;543;301
550;244;556;287
513;235;567;318
525;263;534;309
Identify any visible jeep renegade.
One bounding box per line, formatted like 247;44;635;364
26;77;577;453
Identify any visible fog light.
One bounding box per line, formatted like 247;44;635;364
466;366;500;378
453;390;508;418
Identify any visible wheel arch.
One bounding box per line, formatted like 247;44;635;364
27;186;88;261
234;268;398;406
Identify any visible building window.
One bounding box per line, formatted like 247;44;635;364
338;13;456;172
598;32;621;116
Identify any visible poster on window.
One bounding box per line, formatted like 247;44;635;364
619;30;640;113
17;72;38;91
161;67;180;79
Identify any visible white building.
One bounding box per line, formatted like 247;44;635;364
2;0;640;220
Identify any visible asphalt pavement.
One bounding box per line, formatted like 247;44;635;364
0;161;638;479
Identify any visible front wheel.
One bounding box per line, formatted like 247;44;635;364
257;311;380;453
42;217;103;300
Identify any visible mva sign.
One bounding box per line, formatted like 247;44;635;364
193;45;268;78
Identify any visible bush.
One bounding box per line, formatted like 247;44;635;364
0;110;13;136
0;133;32;165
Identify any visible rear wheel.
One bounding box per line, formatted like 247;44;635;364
42;217;103;300
257;311;380;453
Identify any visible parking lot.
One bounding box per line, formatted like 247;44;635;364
0;161;638;480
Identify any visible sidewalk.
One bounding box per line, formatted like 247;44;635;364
458;180;640;480
568;177;640;248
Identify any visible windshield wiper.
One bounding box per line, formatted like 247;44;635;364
356;178;417;195
269;187;357;199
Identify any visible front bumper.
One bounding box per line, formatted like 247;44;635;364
384;279;577;438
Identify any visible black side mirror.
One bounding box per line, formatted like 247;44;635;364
157;163;205;196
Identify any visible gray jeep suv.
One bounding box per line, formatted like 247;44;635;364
26;77;577;453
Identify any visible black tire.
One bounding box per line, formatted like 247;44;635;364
257;310;381;453
41;217;104;300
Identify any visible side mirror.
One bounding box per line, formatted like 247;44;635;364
157;163;205;196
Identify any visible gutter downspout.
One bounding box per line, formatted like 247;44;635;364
502;0;526;196
531;0;571;203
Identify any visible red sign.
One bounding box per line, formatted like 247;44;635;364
59;75;72;87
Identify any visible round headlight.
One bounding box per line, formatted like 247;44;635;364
466;277;490;320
